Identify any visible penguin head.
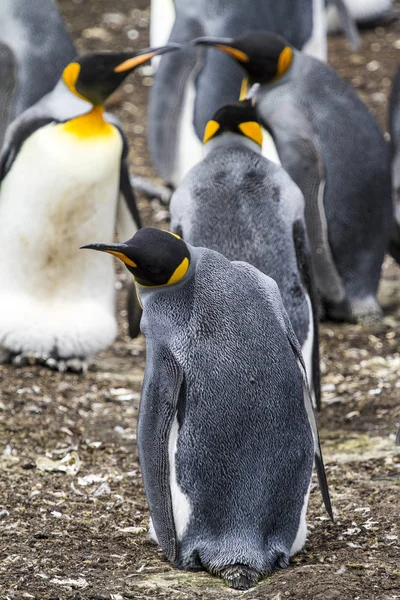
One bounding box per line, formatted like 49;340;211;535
81;227;191;287
62;45;180;105
193;33;293;85
203;100;263;147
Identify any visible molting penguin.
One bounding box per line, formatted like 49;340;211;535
194;33;393;324
0;46;178;370
389;66;400;265
170;100;321;409
82;227;333;589
147;0;329;192
0;0;76;148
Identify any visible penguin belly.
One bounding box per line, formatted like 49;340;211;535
0;123;122;359
303;0;327;61
172;72;203;187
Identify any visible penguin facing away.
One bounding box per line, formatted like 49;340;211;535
82;227;333;589
193;33;393;324
389;66;400;265
0;0;76;149
147;0;329;192
0;46;178;370
170;100;321;409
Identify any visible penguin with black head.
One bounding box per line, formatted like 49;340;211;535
82;227;333;589
170;100;321;409
0;45;179;371
193;32;393;324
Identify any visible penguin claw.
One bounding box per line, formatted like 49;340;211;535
219;564;259;590
3;351;89;373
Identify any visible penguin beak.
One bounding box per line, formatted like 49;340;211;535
80;242;137;268
114;43;182;72
191;37;249;63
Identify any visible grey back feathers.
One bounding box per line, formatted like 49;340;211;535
138;246;319;582
0;0;76;148
254;51;392;321
170;139;310;348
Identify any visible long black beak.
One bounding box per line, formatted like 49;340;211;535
191;36;235;48
114;43;182;72
80;242;128;253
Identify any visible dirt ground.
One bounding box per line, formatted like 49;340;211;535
1;1;400;599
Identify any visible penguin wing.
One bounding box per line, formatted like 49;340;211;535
138;342;184;562
113;123;142;230
0;42;18;150
0;116;57;181
292;218;322;411
277;133;345;304
330;0;360;48
281;306;334;522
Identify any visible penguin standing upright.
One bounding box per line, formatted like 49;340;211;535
0;46;178;370
326;0;393;32
389;66;400;264
82;227;333;589
0;0;76;148
147;0;329;191
194;33;393;323
170;100;321;409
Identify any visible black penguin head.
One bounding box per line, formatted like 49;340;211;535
203;100;263;147
81;227;191;287
193;32;293;85
62;45;180;105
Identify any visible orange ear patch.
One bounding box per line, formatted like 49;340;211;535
203;120;220;144
238;121;263;146
277;46;293;77
62;62;83;98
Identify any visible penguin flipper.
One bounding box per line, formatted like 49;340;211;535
0;43;17;150
114;125;142;230
331;0;360;49
292;219;322;412
279;134;345;305
138;343;184;562
281;309;334;522
0;116;57;181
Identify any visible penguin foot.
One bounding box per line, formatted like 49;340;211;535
324;296;382;324
218;564;259;590
7;351;89;373
130;175;173;205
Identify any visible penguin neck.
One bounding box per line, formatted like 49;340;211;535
62;105;114;138
203;133;262;157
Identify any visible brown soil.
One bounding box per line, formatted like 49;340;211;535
1;2;400;599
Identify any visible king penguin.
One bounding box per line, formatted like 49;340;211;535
0;46;178;370
389;67;400;265
147;0;330;192
82;227;333;589
193;32;393;324
170;100;321;409
326;0;393;32
0;0;76;149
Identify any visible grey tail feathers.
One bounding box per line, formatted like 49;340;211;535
218;564;259;590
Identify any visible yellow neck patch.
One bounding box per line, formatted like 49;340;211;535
167;257;189;285
61;106;115;139
277;46;293;78
203;120;220;144
238;121;263;146
215;44;249;63
239;78;249;101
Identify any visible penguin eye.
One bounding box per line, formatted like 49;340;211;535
146;265;162;274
